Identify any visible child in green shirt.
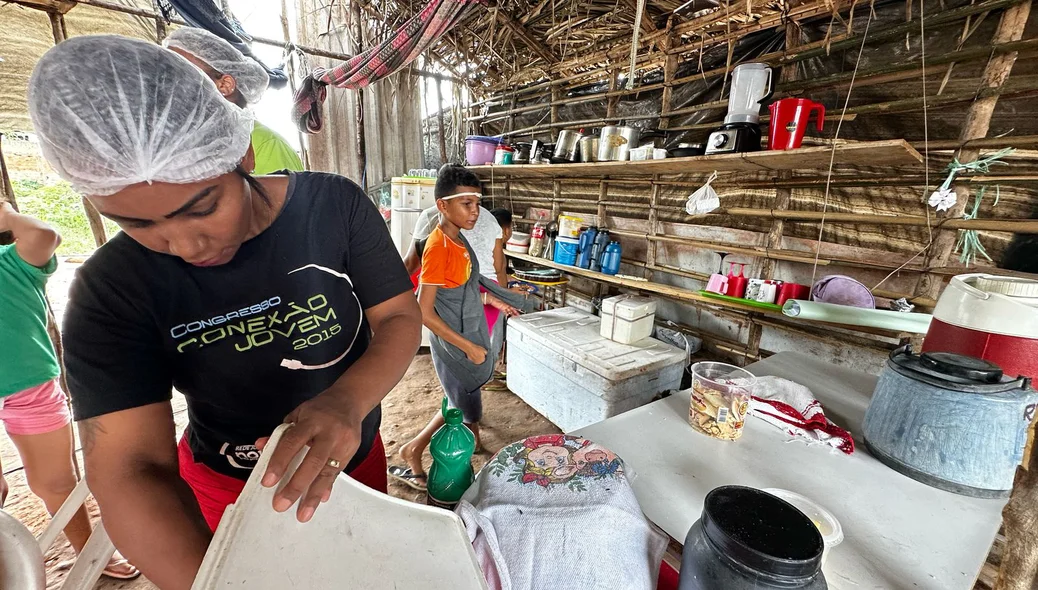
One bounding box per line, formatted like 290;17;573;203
0;201;138;579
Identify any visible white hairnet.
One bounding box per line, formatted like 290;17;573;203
28;35;254;197
164;27;270;104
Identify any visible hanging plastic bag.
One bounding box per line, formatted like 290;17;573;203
685;171;720;215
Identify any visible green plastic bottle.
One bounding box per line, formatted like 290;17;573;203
426;398;476;509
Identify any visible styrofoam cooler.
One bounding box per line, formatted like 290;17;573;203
600;294;657;344
506;307;686;431
389;177;436;257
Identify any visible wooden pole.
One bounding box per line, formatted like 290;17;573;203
915;1;1033;300
47;11;108;248
995;418;1038;590
350;0;368;182
280;0;309;170
436;78;448;165
760;20;803;281
151;0;166;42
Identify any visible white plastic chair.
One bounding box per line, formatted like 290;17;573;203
0;478;117;590
192;424;488;590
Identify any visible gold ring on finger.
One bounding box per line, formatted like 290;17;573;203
327;458;343;469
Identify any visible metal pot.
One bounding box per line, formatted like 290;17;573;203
579;134;599;162
863;344;1038;498
598;124;640;161
670;143;705;158
553;130;581;163
513;142;533;164
534;143;554;164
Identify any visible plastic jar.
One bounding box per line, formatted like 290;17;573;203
679;486;827;590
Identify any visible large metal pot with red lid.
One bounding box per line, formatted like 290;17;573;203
863;344;1038;498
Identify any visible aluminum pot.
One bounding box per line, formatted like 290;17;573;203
579;134;599;162
553;130;582;163
512;142;533;164
598;124;640;161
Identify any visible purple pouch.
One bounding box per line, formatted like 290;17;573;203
810;275;876;309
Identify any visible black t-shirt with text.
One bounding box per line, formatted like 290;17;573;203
64;172;414;479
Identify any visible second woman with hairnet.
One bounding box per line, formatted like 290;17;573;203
164;27;303;175
28;34;421;590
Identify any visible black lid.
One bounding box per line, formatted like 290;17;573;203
888;345;1031;394
701;486;823;580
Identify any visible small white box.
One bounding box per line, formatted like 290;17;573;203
600;295;657;344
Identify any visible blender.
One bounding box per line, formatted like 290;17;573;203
705;63;773;155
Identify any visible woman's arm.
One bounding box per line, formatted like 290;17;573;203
483;291;520;317
0;201;61;267
80;401;211;590
261;291;422;522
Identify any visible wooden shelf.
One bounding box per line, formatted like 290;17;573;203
506;251;912;339
471;140;924;178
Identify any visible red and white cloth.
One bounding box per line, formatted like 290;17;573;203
749;376;855;454
293;0;484;133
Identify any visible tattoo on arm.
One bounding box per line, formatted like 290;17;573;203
77;418;108;456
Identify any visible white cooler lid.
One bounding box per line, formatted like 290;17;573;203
601;294;657;320
508;306;685;381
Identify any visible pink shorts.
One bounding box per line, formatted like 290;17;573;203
0;379;72;436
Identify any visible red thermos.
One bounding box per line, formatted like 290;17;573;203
776;283;810;306
768;98;825;151
726;263;748;298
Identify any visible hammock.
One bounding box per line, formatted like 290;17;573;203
292;0;483;134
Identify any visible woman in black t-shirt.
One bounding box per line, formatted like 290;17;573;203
28;35;421;589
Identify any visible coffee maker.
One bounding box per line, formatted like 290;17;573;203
705;63;773;155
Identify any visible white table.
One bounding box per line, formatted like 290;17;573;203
574;352;1005;590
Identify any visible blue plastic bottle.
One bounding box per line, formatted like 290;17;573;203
600;241;622;275
577;227;598;268
589;229;611;272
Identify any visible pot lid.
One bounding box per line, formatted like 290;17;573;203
888;345;1032;393
973;276;1038;298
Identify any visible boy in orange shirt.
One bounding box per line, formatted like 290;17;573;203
390;166;520;490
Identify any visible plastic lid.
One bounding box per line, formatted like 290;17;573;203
466;135;501;145
887;344;1030;393
973;276;1038;298
701;486;823;580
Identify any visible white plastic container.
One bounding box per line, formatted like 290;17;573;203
763;488;844;567
506;307;686;431
558;215;583;239
600;295;658;344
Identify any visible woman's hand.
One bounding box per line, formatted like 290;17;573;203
257;390;363;523
465;342;488;364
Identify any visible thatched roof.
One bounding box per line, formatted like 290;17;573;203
0;1;156;134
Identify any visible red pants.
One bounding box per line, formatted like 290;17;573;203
178;433;388;531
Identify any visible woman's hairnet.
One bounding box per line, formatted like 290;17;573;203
28;35;254;197
164;27;270;104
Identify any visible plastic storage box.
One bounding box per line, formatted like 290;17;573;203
600;295;657;344
507;307;686;431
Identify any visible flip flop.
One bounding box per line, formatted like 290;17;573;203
102;557;141;580
387;465;428;491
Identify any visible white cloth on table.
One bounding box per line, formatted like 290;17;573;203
456;434;667;590
749;376;855;454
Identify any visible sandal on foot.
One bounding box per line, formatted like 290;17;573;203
387;465;428;491
102;557;140;580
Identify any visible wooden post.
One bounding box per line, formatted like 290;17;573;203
280;0;309;170
0;135;15;212
436;78;448;165
914;1;1032;300
47;11;109;247
995;418;1038;590
759;20;802;281
350;0;368;180
151;0;167;42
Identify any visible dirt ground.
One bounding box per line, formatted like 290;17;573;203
1;260;559;589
